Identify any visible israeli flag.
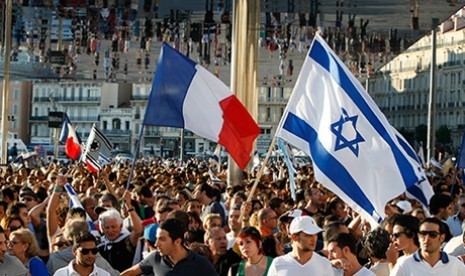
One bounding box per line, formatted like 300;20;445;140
64;184;98;233
277;138;297;200
275;34;426;225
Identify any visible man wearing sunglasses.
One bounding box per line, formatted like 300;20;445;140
54;231;111;276
446;194;465;237
390;217;465;275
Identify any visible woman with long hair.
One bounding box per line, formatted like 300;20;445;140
9;228;49;275
228;227;273;276
0;214;22;239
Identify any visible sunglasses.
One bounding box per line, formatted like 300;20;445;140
418;231;440;238
461;203;465;208
21;197;34;202
53;242;70;248
391;232;405;239
78;247;99;255
8;226;20;232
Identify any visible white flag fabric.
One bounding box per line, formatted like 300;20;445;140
275;34;425;225
82;124;113;172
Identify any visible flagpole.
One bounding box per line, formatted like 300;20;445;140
0;0;13;164
427;20;438;164
228;0;260;187
245;136;277;202
126;124;145;190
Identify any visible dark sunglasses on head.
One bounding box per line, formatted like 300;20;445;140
418;230;440;238
78;247;99;255
21;197;34;202
391;231;405;239
8;226;21;232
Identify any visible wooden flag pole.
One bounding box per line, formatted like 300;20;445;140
246;136;277;202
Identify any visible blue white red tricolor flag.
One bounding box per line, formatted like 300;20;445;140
143;43;260;169
275;34;429;225
59;115;82;160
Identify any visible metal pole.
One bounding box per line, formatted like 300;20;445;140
53;18;63;160
427;27;437;164
1;0;13;164
180;129;184;161
228;0;260;187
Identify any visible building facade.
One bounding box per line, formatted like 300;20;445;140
0;81;32;143
368;10;465;148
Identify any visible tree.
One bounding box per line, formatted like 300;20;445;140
415;124;427;144
436;125;451;145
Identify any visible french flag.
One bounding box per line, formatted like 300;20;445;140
59;115;82;160
143;43;260;169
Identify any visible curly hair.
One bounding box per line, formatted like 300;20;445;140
363;228;391;259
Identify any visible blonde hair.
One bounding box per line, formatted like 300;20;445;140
203;213;221;230
10;228;39;258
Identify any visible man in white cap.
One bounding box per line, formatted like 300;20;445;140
267;216;335;275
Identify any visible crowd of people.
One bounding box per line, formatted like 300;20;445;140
0;156;465;275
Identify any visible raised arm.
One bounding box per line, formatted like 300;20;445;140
29;196;49;228
46;175;66;239
124;190;143;247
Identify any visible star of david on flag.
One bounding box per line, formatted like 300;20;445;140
275;34;430;225
331;108;365;157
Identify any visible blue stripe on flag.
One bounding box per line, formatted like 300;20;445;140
277;138;297;200
64;184;77;196
396;134;420;164
283;112;381;221
407;183;429;207
143;43;197;127
64;184;97;231
309;39;418;189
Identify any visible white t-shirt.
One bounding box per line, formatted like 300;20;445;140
54;260;111;276
267;252;335;276
390;250;465;276
226;232;237;250
334;266;376;276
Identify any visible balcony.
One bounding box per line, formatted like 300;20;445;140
30;116;48;121
131;95;150;101
259;97;288;104
144;130;160;137
32;96;101;103
69;116;99;122
101;129;131;135
61;97;101;102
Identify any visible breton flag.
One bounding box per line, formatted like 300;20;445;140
275;34;426;225
59;115;82;160
82;125;113;173
143;43;260;169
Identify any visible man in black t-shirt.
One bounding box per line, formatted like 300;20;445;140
121;218;218;276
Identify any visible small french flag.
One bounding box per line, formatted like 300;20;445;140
59;115;82;160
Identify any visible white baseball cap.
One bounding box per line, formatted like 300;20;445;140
396;200;413;214
289;216;323;235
